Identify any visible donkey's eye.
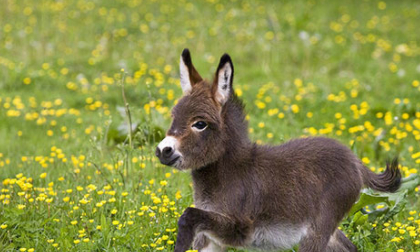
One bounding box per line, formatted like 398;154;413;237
192;121;207;131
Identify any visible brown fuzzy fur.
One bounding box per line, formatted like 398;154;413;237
156;49;401;252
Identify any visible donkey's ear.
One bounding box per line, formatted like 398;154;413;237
179;48;203;94
213;53;234;105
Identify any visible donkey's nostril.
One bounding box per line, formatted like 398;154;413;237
162;147;174;158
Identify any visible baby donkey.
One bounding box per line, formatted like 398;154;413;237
156;49;401;252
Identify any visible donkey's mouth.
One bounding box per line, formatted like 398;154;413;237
166;156;180;166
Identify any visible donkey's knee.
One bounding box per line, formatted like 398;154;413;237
196;236;225;252
194;233;226;251
193;233;209;250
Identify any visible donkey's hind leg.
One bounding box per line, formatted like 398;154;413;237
325;229;357;252
298;205;344;252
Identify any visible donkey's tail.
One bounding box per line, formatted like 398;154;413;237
361;158;401;193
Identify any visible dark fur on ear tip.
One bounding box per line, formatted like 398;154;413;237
181;48;192;66
217;53;234;73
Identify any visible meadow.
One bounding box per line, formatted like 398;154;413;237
1;0;420;251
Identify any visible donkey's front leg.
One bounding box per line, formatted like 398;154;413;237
174;207;252;252
194;233;225;252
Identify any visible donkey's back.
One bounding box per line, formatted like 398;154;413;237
255;137;364;217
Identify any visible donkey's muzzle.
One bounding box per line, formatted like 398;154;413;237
156;136;181;166
156;146;180;166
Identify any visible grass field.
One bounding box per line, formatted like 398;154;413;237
1;0;420;251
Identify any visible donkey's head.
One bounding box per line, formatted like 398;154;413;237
156;49;236;170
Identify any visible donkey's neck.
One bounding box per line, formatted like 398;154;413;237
191;95;253;199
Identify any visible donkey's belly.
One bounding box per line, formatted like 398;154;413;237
249;223;308;251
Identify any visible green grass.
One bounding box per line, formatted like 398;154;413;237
1;0;420;251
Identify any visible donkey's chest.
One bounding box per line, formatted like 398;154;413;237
202;222;308;251
249;223;308;251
